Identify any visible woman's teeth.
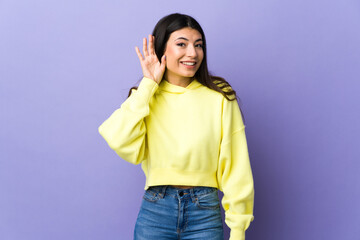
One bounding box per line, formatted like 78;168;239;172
182;62;196;66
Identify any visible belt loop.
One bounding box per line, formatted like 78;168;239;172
159;185;167;198
190;188;197;203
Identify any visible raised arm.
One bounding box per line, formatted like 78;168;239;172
98;35;166;164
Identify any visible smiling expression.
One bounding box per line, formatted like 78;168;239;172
163;27;204;84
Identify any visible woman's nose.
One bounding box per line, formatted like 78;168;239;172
186;45;197;57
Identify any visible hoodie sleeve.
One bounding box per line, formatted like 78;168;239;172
217;97;255;240
98;77;158;165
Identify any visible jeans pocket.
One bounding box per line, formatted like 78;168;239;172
195;189;220;210
142;189;160;203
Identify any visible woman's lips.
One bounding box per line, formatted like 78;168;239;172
180;61;197;69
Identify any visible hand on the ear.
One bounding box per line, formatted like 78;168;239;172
135;34;166;84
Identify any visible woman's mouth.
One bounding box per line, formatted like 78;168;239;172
180;61;197;69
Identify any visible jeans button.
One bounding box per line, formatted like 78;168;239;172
179;191;184;196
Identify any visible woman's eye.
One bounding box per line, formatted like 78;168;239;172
176;43;203;48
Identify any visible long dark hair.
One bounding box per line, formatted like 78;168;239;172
128;13;245;122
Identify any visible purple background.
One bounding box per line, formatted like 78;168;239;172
1;0;359;239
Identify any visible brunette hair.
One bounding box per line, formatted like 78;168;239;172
129;13;245;121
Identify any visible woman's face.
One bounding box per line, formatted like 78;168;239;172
163;27;204;83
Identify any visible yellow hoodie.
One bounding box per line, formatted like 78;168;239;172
98;77;254;240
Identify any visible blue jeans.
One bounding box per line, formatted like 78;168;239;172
134;185;224;240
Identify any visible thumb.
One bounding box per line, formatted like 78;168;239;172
161;55;166;68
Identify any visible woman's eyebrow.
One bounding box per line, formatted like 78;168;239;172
174;37;203;42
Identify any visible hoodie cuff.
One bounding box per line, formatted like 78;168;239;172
229;229;245;240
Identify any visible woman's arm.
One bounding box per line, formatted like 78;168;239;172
217;97;255;240
98;77;158;164
98;35;165;164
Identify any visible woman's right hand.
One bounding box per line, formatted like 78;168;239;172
135;35;166;84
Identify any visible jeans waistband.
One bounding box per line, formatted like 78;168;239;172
147;185;218;199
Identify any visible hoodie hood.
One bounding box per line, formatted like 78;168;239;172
158;79;203;93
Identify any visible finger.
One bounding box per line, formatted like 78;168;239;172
149;35;155;55
143;37;149;57
135;46;144;61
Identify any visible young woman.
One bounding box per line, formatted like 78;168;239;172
98;13;254;240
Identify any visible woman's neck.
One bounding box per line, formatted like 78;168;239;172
164;72;193;88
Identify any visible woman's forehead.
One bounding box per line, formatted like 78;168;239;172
169;27;202;41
